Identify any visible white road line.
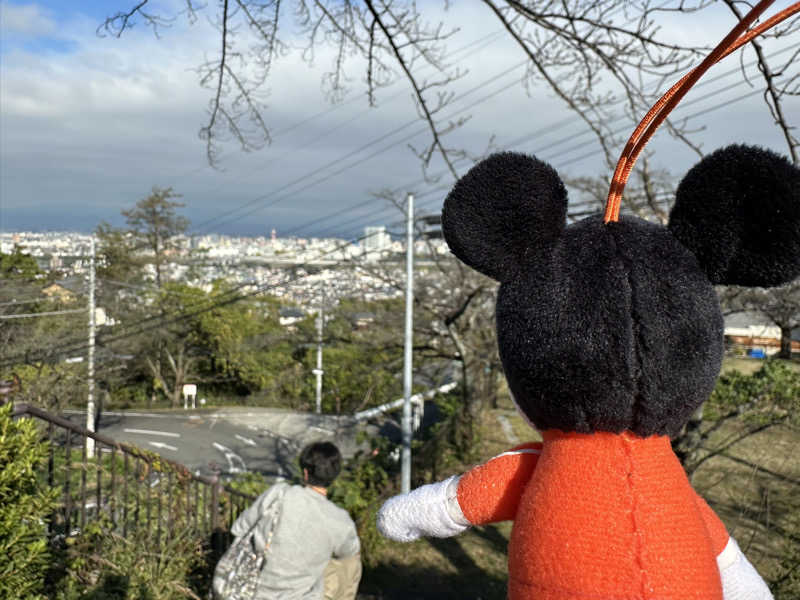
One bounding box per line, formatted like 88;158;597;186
124;428;180;438
148;441;178;452
213;442;247;473
310;426;334;435
235;434;257;447
64;409;313;419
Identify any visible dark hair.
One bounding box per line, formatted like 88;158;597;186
299;442;342;487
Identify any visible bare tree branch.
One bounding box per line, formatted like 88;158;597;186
722;0;799;164
363;0;459;178
104;0;799;205
199;0;231;165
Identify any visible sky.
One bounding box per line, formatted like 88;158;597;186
1;1;799;239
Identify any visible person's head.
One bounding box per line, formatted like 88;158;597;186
299;441;342;488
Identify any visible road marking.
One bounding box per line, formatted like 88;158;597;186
213;442;247;473
310;426;334;435
148;441;178;452
235;434;257;447
124;428;180;438
64;409;354;424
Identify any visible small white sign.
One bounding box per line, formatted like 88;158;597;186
182;384;197;396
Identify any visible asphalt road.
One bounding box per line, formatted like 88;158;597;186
64;407;377;481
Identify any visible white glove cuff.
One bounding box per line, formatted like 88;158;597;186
444;475;471;529
717;536;774;600
377;475;470;542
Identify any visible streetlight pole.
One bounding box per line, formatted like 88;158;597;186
401;193;414;494
86;237;96;458
314;287;324;414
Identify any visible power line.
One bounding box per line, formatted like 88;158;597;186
0;298;49;307
187;31;514;232
187;1;686;235
154;31;509;188
0;308;87;320
192;60;530;234
302;41;800;239
274;40;800;240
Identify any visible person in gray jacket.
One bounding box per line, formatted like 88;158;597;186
230;442;361;600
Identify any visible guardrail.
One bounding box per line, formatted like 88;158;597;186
11;402;254;553
353;381;458;426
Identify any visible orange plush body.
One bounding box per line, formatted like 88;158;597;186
458;432;730;600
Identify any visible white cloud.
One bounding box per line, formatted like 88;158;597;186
0;2;56;37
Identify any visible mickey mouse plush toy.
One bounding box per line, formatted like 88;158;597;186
377;4;800;597
377;143;800;600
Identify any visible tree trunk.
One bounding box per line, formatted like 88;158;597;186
780;326;793;359
671;403;705;478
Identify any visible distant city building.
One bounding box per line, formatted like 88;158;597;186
724;312;800;356
42;277;84;303
2;230;406;310
279;306;306;330
363;226;391;253
418;214;443;239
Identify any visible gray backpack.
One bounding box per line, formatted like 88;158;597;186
212;484;288;600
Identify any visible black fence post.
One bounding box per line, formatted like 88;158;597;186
210;475;224;558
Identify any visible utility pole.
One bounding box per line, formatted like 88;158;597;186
314;286;325;414
401;193;414;494
86;237;96;458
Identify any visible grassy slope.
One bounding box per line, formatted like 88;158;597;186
359;358;800;599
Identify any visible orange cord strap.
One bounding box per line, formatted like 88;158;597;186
603;1;800;223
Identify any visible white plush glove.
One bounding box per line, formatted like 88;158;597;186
376;475;470;542
718;536;774;600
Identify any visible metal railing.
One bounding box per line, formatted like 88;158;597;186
11;402;254;553
353;381;458;425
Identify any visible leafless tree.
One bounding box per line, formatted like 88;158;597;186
101;1;799;225
720;281;800;360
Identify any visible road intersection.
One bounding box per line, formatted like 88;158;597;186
64;407;378;482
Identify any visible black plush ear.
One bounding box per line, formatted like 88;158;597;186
669;144;800;287
441;152;567;282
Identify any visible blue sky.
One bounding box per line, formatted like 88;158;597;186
1;2;799;238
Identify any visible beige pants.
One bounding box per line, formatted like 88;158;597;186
323;553;362;600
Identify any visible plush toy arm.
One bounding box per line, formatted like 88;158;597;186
457;442;541;525
717;536;774;600
376;475;469;542
377;442;542;542
695;492;773;599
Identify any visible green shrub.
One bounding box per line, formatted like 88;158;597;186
706;360;800;425
226;470;269;499
0;403;58;600
54;515;206;600
329;434;396;567
51;467;209;600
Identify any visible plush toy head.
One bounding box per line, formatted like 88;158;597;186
442;144;800;438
